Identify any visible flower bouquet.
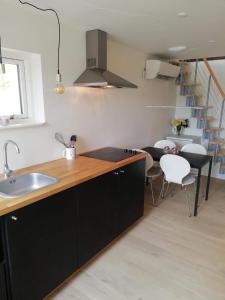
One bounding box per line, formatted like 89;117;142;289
171;119;189;136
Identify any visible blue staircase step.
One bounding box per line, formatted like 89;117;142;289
186;96;197;107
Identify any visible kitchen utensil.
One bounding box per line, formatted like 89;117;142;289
55;132;68;147
69;135;77;148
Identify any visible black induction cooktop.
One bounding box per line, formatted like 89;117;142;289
81;147;138;162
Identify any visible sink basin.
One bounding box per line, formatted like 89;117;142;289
0;173;58;198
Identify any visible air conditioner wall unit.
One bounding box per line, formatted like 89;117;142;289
145;60;180;80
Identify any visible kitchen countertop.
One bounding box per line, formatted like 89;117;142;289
0;152;146;217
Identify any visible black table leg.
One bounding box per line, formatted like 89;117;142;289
194;168;201;217
205;158;212;201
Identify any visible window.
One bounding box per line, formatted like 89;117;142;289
0;58;27;118
0;48;45;128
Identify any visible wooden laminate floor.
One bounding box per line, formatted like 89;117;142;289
48;178;225;300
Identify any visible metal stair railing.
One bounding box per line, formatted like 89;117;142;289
181;58;225;175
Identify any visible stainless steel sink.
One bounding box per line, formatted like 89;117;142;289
0;173;58;198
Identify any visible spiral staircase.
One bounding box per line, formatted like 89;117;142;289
175;58;225;176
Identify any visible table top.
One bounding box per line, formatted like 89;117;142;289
143;147;212;169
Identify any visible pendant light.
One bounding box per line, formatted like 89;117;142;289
18;0;65;95
0;36;6;74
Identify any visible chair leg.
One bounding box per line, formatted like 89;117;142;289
164;182;170;198
149;176;169;207
159;177;169;200
170;184;177;198
159;177;166;200
149;179;157;206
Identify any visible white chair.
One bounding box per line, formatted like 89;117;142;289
160;154;196;217
153;140;177;170
154;140;176;149
133;149;162;205
181;143;207;199
181;143;207;175
181;143;207;155
153;139;177;172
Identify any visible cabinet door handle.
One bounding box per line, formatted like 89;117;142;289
120;170;125;174
114;172;119;175
11;216;18;221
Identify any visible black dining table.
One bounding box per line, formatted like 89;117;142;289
143;146;213;216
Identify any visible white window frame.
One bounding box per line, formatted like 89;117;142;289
2;57;28;119
1;48;45;128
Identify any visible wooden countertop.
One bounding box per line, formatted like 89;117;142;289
0;153;146;216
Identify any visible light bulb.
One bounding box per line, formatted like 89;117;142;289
0;63;6;74
55;83;65;94
55;72;65;95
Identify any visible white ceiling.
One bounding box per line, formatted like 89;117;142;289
10;0;225;58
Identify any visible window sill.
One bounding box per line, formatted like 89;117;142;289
0;121;46;130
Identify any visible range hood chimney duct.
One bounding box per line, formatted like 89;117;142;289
74;29;137;88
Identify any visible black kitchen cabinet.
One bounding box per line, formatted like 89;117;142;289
78;159;145;267
0;263;7;300
115;159;145;234
2;158;145;299
0;220;7;300
4;187;78;300
77;173;116;266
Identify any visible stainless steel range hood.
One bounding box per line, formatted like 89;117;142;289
74;30;137;88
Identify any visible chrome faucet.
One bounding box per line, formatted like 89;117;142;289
3;140;20;178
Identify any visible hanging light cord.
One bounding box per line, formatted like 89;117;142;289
18;0;61;74
0;36;3;64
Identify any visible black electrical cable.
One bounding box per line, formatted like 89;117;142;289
18;0;61;74
0;36;3;64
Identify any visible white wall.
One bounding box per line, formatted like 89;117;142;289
0;0;176;172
